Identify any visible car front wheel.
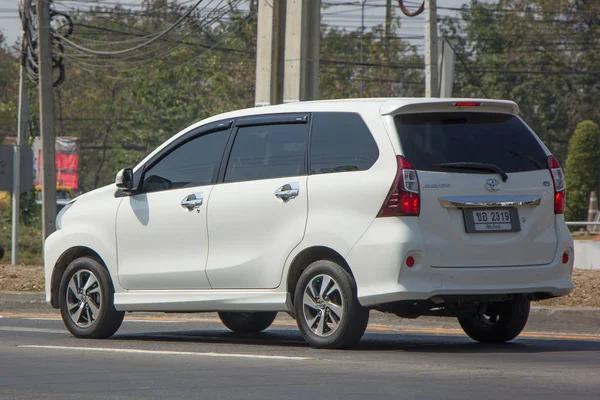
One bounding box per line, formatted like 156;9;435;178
58;257;125;339
458;296;530;343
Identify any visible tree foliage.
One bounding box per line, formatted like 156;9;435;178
1;0;598;196
564;120;600;222
12;1;422;193
440;0;600;164
0;32;19;144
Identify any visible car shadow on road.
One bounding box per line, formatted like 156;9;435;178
354;332;600;354
109;329;600;354
110;329;311;348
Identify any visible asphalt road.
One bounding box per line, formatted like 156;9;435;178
0;312;599;400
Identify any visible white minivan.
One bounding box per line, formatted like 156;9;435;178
44;98;574;348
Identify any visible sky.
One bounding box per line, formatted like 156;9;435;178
0;0;494;48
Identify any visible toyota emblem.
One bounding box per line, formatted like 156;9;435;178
485;178;500;192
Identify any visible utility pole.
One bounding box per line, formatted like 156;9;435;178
37;0;57;239
254;0;286;106
384;0;392;57
359;0;367;97
283;0;320;103
384;0;393;96
11;0;31;264
424;0;439;98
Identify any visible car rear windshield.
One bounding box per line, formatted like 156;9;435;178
394;112;548;173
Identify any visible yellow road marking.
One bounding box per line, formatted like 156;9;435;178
2;312;599;341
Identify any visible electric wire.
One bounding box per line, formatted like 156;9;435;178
56;0;205;56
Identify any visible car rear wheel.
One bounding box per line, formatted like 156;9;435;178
58;257;125;339
218;311;278;333
458;296;530;343
294;260;369;349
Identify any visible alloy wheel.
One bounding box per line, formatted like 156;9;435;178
302;274;344;337
65;269;102;328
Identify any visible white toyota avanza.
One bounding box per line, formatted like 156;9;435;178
45;98;574;348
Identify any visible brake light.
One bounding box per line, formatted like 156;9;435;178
548;155;565;214
377;156;420;217
454;101;481;107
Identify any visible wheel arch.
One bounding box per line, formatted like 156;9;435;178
50;246;109;309
286;246;354;304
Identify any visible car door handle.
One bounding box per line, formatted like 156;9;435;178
181;192;203;212
275;182;300;202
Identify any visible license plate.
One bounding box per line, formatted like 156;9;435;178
463;208;520;233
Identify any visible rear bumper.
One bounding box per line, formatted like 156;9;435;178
346;218;574;307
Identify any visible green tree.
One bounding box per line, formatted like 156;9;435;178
0;32;19;144
440;0;600;163
564;120;600;222
48;2;423;192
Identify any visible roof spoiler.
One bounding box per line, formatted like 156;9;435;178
380;99;519;116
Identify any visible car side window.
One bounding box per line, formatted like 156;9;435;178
224;123;308;183
141;129;230;193
310;112;379;174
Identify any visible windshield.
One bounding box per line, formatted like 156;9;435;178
394;112;548;174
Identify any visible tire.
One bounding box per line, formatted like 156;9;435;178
58;257;125;339
294;260;369;349
218;311;278;333
458;296;530;344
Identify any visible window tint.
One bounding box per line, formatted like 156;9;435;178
224;124;308;183
394;113;548;173
310;112;379;174
142;129;230;193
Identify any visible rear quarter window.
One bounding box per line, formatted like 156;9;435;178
310;112;379;174
394;112;548;173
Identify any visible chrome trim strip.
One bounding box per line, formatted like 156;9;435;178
439;195;542;208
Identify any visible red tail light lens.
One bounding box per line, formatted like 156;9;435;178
548;155;565;214
377;156;420;217
554;191;566;214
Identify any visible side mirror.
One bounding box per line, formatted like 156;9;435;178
115;168;134;191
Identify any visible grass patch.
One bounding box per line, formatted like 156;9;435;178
0;193;44;265
0;221;44;265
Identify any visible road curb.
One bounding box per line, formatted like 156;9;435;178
1;292;599;335
0;292;47;310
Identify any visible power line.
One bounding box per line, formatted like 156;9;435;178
62;4;254;78
61;18;598;77
437;5;600;15
68;22;253;55
322;1;600;15
461;68;600;76
57;0;205;56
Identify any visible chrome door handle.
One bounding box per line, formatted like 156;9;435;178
275;182;300;202
181;192;203;212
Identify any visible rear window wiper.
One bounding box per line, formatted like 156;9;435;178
439;162;509;182
504;149;545;169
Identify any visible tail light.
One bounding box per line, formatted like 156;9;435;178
548;155;565;214
377;156;420;217
454;101;481;107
